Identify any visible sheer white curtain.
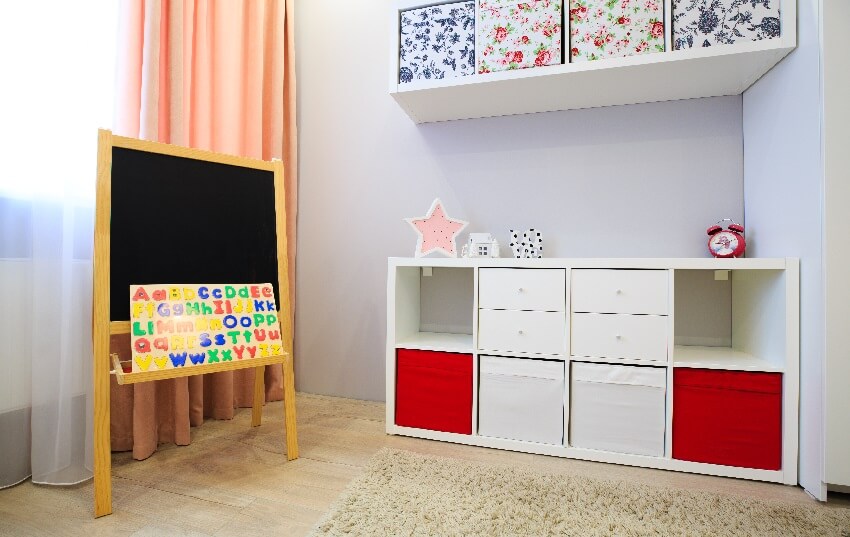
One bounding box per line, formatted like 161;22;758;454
0;1;117;488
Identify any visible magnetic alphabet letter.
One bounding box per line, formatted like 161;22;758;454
134;338;151;353
154;337;169;351
132;287;150;301
134;355;152;371
199;333;212;347
169;352;188;367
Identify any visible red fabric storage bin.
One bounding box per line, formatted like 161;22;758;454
395;349;472;434
673;368;782;470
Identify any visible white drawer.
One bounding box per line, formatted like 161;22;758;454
479;268;565;312
571;313;668;362
478;309;566;354
571;269;669;314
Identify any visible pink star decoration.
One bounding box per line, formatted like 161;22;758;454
405;198;469;258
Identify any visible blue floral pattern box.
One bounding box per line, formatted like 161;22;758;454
673;0;780;49
399;2;476;84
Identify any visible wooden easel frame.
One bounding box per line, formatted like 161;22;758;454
92;130;299;518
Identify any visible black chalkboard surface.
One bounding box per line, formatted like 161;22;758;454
109;147;279;321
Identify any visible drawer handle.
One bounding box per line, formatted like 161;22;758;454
615;334;622;340
615;289;623;295
518;287;524;293
518;329;524;335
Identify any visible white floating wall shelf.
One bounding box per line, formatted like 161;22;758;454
390;0;796;123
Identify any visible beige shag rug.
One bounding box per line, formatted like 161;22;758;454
311;448;850;536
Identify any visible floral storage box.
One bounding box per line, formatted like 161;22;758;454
569;0;665;62
399;2;476;84
477;0;563;73
673;0;780;49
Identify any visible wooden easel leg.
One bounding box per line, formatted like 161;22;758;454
282;355;299;460
93;361;112;517
93;340;112;516
251;366;265;427
93;129;112;517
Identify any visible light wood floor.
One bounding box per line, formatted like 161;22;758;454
1;393;847;536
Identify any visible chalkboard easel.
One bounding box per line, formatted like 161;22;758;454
92;130;298;518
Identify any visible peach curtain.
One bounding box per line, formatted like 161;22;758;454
111;0;297;459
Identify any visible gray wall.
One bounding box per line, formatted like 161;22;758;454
742;0;823;498
295;1;744;401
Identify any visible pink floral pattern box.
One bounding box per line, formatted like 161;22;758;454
478;1;563;73
569;0;665;62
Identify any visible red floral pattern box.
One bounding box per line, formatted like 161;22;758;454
569;0;665;62
477;0;563;73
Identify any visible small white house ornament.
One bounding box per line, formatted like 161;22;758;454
463;233;500;258
405;199;469;258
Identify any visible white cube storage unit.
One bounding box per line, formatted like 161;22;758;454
478;356;565;445
386;257;800;486
570;362;666;457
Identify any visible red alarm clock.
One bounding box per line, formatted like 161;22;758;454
707;219;746;258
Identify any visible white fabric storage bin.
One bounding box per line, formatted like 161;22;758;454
570;362;666;457
478;356;564;445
